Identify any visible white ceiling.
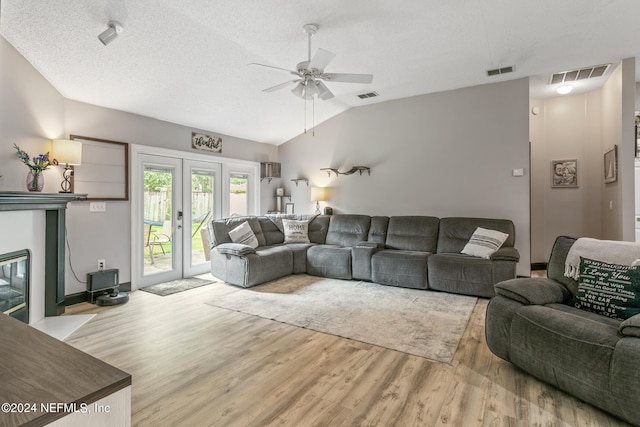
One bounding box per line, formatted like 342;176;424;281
1;1;639;145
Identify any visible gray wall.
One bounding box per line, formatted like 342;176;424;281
278;78;532;276
0;35;277;294
529;59;636;263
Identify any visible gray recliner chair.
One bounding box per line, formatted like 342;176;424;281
485;236;640;426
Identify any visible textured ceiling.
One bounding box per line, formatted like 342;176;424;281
1;1;640;145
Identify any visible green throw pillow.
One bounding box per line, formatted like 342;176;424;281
571;257;640;321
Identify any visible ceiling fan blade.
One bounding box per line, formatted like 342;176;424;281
250;62;298;75
263;79;301;93
308;48;336;72
316;81;335;100
320;73;374;84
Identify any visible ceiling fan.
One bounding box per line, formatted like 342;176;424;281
251;24;373;101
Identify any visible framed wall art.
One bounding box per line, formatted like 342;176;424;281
604;145;617;183
192;132;222;153
551;159;578;188
69;135;129;200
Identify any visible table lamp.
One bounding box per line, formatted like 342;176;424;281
52;139;82;193
310;187;328;214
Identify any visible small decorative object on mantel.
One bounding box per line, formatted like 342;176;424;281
14;143;58;192
321;166;370;177
192;132;222;153
604;145;617;184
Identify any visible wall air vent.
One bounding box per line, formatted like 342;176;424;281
549;64;610;84
486;66;515;77
357;91;379;99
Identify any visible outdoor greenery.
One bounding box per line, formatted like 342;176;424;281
143;171;246;194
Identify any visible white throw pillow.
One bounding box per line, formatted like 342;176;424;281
282;219;310;243
461;227;509;259
228;221;259;248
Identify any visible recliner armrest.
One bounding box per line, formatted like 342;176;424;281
215;243;256;256
356;241;383;248
490;247;520;262
619;314;640;338
494;278;572;305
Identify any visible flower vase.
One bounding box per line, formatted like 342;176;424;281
26;170;44;192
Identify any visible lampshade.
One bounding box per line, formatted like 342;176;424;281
52;139;82;165
310;187;328;202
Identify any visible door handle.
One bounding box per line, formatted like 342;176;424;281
177;211;183;221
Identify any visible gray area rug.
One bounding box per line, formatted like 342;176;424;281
205;275;477;363
141;277;214;296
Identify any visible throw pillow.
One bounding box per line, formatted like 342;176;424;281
461;227;509;259
282;219;310;243
572;257;640;321
228;221;259;248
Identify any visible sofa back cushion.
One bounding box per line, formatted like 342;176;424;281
547;235;579;295
385;216;439;252
257;217;284;246
210;216;267;247
437;217;515;253
368;216;389;245
325;215;371;247
309;215;330;244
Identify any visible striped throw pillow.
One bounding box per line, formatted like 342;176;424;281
228;221;259;248
461;227;509;259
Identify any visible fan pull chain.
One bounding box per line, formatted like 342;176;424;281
312;97;315;136
304;97;307;134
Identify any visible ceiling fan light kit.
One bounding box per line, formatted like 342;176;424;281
252;23;374;102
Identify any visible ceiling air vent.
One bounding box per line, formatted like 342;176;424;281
486;66;515;77
549;64;610;84
357;91;379;99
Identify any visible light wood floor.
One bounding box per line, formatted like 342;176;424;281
65;275;630;427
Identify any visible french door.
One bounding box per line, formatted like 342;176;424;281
133;146;259;289
137;154;222;287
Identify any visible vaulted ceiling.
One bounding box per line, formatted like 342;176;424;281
1;1;639;145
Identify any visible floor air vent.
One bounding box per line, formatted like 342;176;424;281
550;64;610;84
357;91;379;99
486;66;515;77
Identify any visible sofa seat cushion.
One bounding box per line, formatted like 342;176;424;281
510;304;621;406
427;253;495;297
371;250;429;290
306;245;352;279
211;245;292;288
284;243;314;274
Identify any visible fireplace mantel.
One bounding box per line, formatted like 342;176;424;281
0;192;86;318
0;191;86;211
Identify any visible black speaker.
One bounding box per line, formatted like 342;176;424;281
324;206;333;215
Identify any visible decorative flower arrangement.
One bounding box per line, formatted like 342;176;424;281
13;143;58;172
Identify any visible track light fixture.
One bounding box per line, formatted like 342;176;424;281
98;21;123;46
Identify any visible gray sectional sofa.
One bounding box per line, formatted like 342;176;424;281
485;236;640;426
208;214;519;297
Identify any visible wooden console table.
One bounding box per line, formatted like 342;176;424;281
0;314;131;426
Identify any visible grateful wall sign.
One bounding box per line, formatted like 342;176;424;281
192;132;222;153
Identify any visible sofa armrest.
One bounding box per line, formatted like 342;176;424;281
215;243;256;256
619;314;640;338
356;241;384;249
494;278;572;305
490;247;520;262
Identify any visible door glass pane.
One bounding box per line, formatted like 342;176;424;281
230;174;248;217
191;169;215;266
143;168;174;275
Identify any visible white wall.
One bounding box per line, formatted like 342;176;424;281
278;78;531;276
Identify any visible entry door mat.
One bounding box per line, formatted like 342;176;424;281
205;276;477;363
141;277;215;296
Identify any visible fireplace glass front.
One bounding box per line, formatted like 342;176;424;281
0;249;30;323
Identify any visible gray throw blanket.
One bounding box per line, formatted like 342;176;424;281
564;237;640;279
